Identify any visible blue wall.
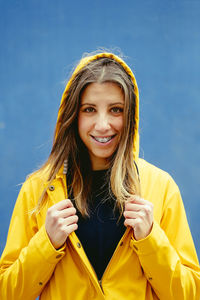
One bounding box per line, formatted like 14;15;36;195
0;0;200;260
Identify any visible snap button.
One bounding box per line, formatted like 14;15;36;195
56;254;62;259
77;242;81;248
39;282;43;285
49;185;55;191
148;277;153;280
133;245;138;251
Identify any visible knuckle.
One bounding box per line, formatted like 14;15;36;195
51;211;59;221
71;215;78;223
136;218;142;226
65;216;74;225
57;218;63;227
144;205;151;214
73;207;77;214
47;208;52;216
124;219;129;225
64;198;70;203
47;209;57;220
66;199;72;206
70;207;76;215
138;210;145;218
62;199;70;207
61;225;69;236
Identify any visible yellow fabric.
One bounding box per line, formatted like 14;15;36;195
1;53;200;299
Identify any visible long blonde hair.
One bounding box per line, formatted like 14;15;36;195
37;55;140;215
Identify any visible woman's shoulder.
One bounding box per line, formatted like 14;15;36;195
138;158;170;175
21;166;51;194
137;158;182;212
137;158;178;190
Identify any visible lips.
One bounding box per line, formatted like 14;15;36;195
91;135;116;143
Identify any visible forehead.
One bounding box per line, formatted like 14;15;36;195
81;82;124;103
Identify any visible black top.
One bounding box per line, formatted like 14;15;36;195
67;170;126;280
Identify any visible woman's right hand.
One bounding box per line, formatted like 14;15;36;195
45;199;78;249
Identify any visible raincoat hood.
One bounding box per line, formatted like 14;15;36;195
56;52;140;160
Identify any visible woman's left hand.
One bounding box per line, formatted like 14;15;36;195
124;196;154;241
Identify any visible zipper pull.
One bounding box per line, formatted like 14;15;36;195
99;279;103;292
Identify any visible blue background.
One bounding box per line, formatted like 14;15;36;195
0;0;200;262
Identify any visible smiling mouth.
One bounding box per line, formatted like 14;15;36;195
91;135;116;143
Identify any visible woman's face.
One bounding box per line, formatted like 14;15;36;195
78;82;124;170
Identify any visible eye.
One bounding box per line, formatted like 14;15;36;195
110;107;123;113
82;107;95;113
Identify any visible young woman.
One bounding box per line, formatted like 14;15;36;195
0;52;200;300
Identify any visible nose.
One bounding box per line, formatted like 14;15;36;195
94;113;111;132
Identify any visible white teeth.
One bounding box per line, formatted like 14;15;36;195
93;136;113;143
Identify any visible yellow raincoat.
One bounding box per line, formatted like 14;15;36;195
1;53;200;300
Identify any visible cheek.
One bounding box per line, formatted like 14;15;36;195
114;116;124;132
78;114;91;136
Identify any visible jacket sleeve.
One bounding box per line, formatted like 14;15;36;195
0;179;66;300
130;175;200;300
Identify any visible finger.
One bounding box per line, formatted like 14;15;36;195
125;203;152;213
63;215;79;226
124;202;142;212
51;199;74;211
128;196;146;204
124;217;141;228
125;205;153;221
123;210;138;219
65;223;78;234
128;196;153;207
60;222;78;236
59;207;77;218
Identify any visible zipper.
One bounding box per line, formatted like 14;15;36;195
100;227;131;281
62;173;105;294
99;279;103;291
87;263;104;292
84;255;104;293
61;174;130;293
91;229;130;293
70;235;105;294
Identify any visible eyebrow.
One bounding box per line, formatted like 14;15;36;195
80;102;124;107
